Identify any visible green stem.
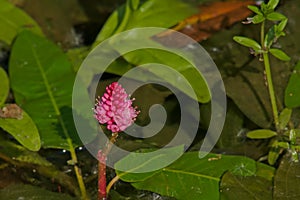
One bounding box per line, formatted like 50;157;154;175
262;52;280;130
67;138;89;200
260;21;280;131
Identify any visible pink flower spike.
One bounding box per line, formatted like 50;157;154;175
94;82;139;133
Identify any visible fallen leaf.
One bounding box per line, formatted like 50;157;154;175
0;104;23;119
155;0;255;47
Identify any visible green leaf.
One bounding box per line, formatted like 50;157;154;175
0;0;43;45
0;136;50;166
116;152;256;200
0;67;9;106
0;184;76;200
267;12;286;21
9;31;81;149
0;109;40;151
66;46;90;72
268;140;281;165
264;26;276;48
277;18;288;33
274;153;300;199
123;49;211;103
267;0;280;10
269;48;291;61
252;14;265;24
247;5;262;15
94;0;197;44
220;171;273;200
247;129;277;139
233;36;261;51
278;108;292;130
285;61;300;108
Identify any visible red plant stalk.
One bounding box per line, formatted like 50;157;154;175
98;150;107;200
94;82;139;199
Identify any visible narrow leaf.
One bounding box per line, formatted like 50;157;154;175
0;109;41;151
0;67;9;106
247;5;262;15
233;36;261;51
277;18;288;32
252;14;265;24
269;48;291;61
285;61;300;108
268;140;281;165
267;0;280;10
278;108;292;130
267;12;286;21
9;31;81;149
247;129;277;139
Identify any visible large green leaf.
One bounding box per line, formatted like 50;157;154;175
116;152;256;200
274;153;300;199
94;0;197;44
220;163;274;200
9;31;80;149
0;67;9;106
0;184;76;200
285;61;300;108
0;108;40;151
0;0;43;45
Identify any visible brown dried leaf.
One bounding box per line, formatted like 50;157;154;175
0;104;23;120
155;0;255;47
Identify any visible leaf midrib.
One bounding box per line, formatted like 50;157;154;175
163;168;220;181
31;40;72;149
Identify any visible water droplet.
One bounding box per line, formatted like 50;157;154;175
289;93;293;96
78;146;83;151
62;149;67;153
32;169;36;173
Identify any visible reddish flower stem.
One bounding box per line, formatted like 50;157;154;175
98;132;119;200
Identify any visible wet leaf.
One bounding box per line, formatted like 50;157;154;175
233;36;261;51
0;184;76;200
0;138;80;196
274;153;300;199
220;163;274;200
285;61;300;108
269;48;291;61
278;108;292;130
9;31;81;149
0;67;9;106
0;0;43;45
0;136;50;166
0;108;40;151
224;68;274;128
247;129;277;139
116;152;256;200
